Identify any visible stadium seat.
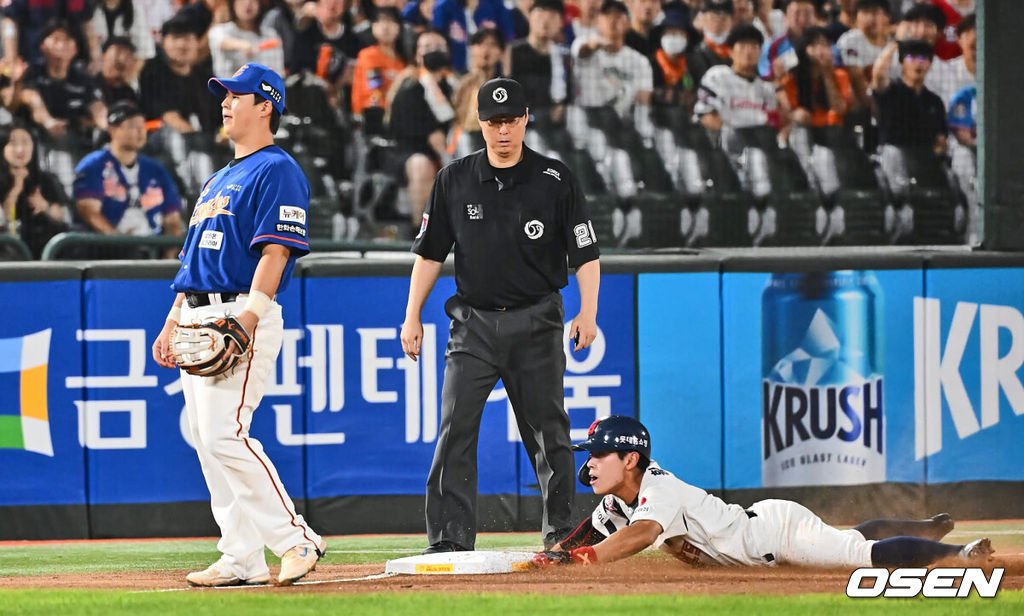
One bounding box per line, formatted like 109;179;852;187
808;127;886;245
733;126;820;246
878;145;965;244
683;127;754;247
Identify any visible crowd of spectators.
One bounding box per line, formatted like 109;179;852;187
0;0;980;257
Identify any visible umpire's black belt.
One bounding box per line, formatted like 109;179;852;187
471;291;559;312
186;292;243;308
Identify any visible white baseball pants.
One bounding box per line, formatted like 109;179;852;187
180;297;321;579
748;499;875;568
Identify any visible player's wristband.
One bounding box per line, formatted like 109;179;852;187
569;546;597;565
167;305;181;323
243;290;273;319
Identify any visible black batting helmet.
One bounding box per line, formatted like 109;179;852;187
573;416;651;486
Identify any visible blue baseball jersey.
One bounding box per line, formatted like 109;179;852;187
171;145;310;293
948;85;977;135
73;149;182;234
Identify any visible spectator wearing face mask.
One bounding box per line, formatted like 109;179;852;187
385;30;457;232
688;0;733;86
653;6;697;114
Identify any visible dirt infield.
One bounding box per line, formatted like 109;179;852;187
3;555;1023;595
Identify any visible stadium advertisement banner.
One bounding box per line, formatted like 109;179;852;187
637;272;722;490
303;274;637;499
721;270;924;490
78;279;306;505
0;279;86;506
919;267;1024;483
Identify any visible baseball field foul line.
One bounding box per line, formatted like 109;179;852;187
133;572;400;593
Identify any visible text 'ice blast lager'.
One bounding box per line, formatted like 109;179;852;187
761;271;885;487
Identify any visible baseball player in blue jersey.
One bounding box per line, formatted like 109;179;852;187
150;63;325;587
533;416;994;570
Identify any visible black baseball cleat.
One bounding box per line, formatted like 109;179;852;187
423;540;470;555
543;529;572;551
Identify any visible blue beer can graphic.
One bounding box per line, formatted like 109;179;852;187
761;271;885;487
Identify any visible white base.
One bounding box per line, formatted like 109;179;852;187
385;551;536;575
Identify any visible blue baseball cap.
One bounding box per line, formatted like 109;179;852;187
208;63;286;114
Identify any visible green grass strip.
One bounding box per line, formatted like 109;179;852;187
0;589;1021;616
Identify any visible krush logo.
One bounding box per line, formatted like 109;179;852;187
847;568;1003;598
260;81;282;105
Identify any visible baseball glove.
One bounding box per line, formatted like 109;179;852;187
170;316;252;377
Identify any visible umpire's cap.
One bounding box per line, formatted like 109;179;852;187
477;78;527;120
208;63;286;114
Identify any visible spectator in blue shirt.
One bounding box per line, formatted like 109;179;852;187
432;0;515;72
73;101;183;241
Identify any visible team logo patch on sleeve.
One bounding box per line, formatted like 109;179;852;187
276;223;307;237
279;206;306;225
542;167;561;181
416;212;429;238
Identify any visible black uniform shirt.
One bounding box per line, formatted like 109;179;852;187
23;62;102;122
412;146;600;310
873;79;947;148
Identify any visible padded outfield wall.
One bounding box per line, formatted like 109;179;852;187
0;251;1022;539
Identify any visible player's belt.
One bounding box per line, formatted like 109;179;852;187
186;292;243;308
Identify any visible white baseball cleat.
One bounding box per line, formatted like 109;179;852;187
278;539;327;585
959;538;994;562
186;561;270;587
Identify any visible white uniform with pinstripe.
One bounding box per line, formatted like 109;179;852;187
180;295;321;580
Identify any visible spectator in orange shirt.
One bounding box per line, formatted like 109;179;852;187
780;26;852;128
353;6;407;133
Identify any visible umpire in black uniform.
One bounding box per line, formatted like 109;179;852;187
401;77;601;554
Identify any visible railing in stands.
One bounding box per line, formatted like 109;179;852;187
39;232;414;261
0;235;34;261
